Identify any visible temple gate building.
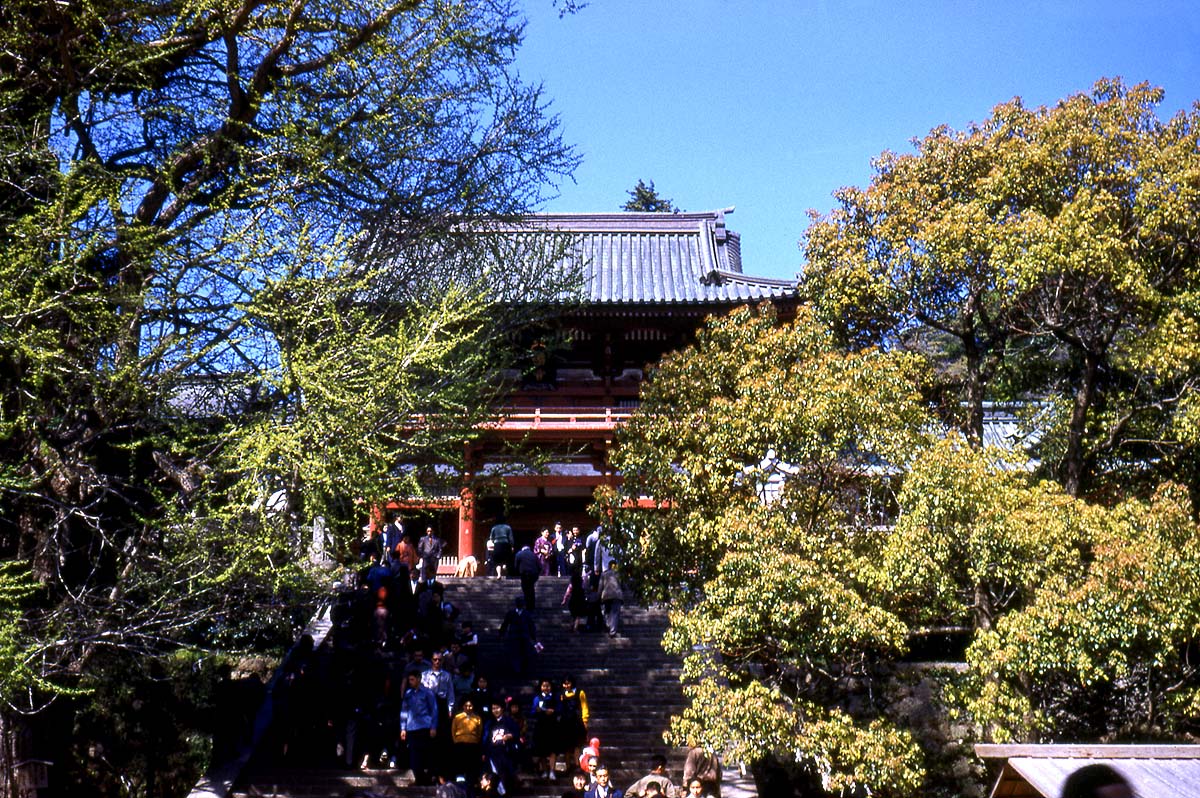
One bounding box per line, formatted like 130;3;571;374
385;208;799;563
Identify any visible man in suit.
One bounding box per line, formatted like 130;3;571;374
585;765;624;798
417;525;445;584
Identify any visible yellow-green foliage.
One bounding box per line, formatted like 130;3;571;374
609;304;931;598
879;440;1092;625
803;78;1200;495
601;305;933;795
668;681;924;797
959;483;1200;739
606;301;1200;795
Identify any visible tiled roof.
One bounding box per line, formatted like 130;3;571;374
500;209;796;305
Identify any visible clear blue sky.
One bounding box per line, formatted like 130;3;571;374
515;1;1200;280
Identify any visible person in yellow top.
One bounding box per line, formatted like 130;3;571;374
451;698;484;782
559;675;590;772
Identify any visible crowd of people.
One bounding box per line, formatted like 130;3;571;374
266;516;1145;798
488;519;625;639
268;514;715;798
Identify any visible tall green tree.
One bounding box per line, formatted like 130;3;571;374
597;304;935;796
802;79;1200;498
0;0;577;793
601;307;1200;796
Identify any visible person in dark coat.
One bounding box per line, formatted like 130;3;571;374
361;524;383;563
558;675;589;768
565;568;588;632
530;678;561;780
483;701;520;795
381;516;404;561
498;596;540;677
463;673;497;717
514;544;541;610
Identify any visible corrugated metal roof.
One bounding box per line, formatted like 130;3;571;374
1001;756;1200;798
499;210;797;305
977;744;1200;798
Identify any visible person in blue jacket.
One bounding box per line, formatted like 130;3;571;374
400;669;439;784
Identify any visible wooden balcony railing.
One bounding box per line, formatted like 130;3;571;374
487;406;635;432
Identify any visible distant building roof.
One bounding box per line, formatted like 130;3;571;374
500;209;797;306
976;743;1200;798
981;403;1043;451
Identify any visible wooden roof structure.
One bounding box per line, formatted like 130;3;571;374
976;743;1200;798
489;209;797;306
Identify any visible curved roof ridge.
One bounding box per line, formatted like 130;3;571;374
500;208;735;233
701;268;796;289
430;208;797;305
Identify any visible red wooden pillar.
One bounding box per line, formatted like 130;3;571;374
459;442;478;568
458;485;475;567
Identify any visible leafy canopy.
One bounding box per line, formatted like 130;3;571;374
599;304;933;795
603;305;1200;795
0;0;577;792
802;78;1200;499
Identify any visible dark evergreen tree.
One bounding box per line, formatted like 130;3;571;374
622;179;678;212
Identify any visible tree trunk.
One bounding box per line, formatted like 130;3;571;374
973;582;993;631
1061;352;1101;497
0;710;19;798
961;335;986;449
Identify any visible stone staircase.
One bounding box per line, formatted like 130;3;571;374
229;576;694;798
